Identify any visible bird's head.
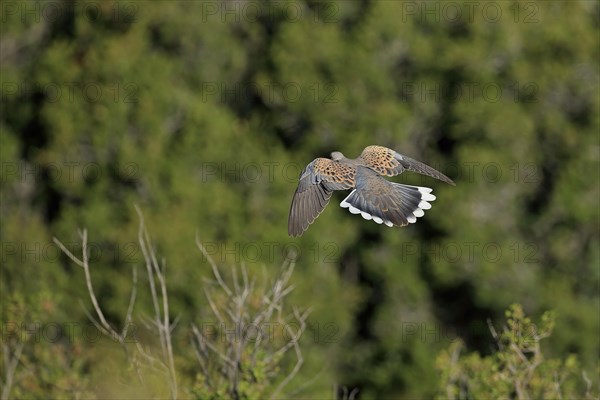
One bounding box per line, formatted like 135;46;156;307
331;151;344;161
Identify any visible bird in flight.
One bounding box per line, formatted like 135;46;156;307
288;145;455;237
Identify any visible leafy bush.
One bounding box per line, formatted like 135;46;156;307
437;304;598;399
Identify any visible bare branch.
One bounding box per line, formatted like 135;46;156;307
122;266;138;339
195;232;232;297
203;288;226;327
135;205;178;399
191;325;211;380
55;233;122;344
582;371;592;399
286;363;327;398
54;206;179;399
193;241;309;399
78;300;114;340
270;307;309;399
136;208;162;329
1;341;24;400
487;318;500;348
192;324;237;369
52;237;84;268
348;387;360;400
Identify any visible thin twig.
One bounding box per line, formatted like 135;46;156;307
270;307;309;399
194;243;308;398
135;205;178;399
54;233;122;343
195;232;232;297
122;266;138;339
1;341;24;400
54;206;178;398
52;238;84;268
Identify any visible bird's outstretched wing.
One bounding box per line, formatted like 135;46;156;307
358;145;455;185
288;158;356;237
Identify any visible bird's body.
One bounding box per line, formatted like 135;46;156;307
288;145;455;237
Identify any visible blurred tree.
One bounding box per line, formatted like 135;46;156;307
1;0;598;398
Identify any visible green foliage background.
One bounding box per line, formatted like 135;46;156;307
1;0;598;398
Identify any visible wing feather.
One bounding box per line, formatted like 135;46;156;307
288;158;356;237
359;145;455;185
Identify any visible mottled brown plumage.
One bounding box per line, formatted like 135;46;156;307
358;145;456;183
288;145;455;237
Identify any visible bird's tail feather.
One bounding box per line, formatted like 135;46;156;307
340;183;436;227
